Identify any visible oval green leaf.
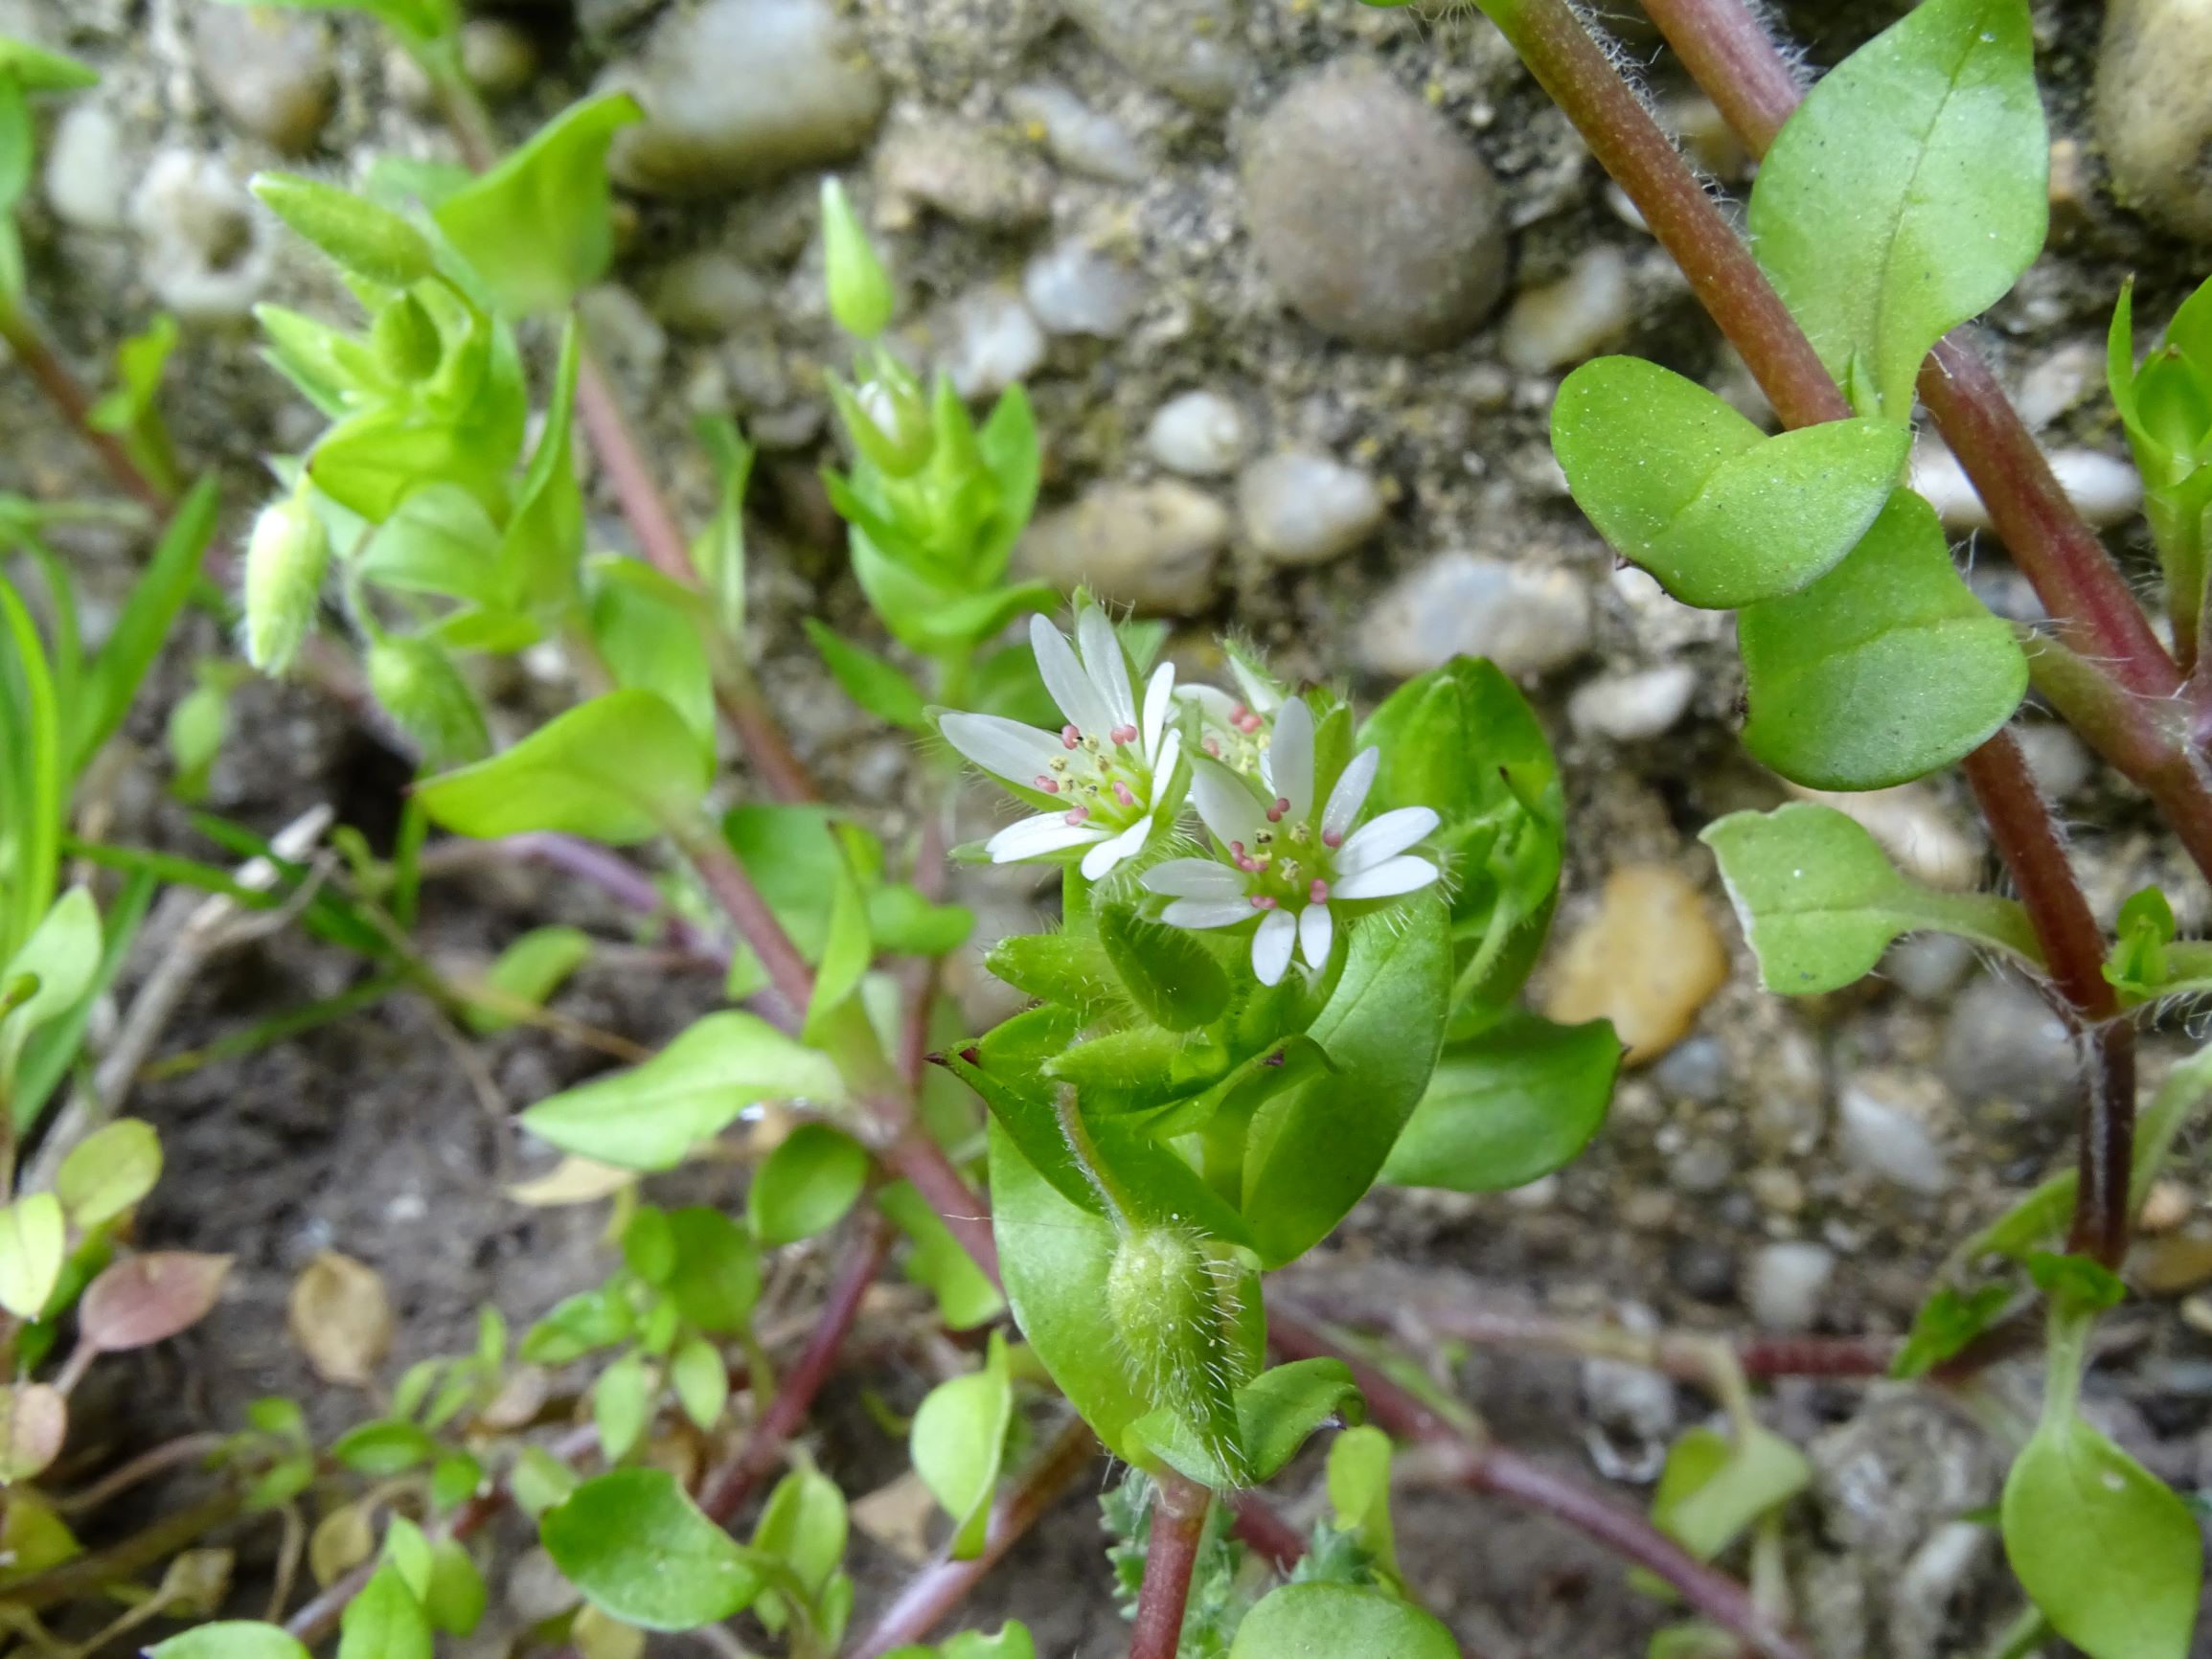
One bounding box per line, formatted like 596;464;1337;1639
1737;489;2027;789
148;1624;312;1659
1227;1583;1459;1659
1553;356;1908;607
541;1467;764;1631
910;1332;1014;1559
1381;1011;1619;1193
750;1123;869;1247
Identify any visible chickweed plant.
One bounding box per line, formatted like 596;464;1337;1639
0;0;2205;1655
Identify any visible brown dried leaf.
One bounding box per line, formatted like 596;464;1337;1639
287;1251;392;1386
505;1156;635;1207
80;1253;232;1352
0;1385;66;1483
309;1502;374;1588
158;1547;234;1616
850;1469;938;1565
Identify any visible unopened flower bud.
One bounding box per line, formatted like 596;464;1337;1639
241;493;329;676
370;293;443;383
820;176;894;340
830;372;934;478
1106;1226;1252;1485
251;171;435;291
367;636;489;770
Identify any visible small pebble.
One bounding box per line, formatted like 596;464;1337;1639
1748;1167;1806;1216
1359;553;1593;681
1884;932;1976;1004
878;111;1054;230
1022;239;1147;337
1145;389;1250;478
1668;1138;1734;1195
1745;1241;1836;1334
1911;442;2143;533
1236;451;1384;567
1940;975;2079;1118
1062;0;1251;111
1017;480;1230;613
1789;782;1980;890
1543;865;1730;1064
2096;0;2212;240
132;149;271;323
1837;1078;1950;1196
190;6;334;152
650;252;773;335
2132;1230;2212;1296
1243;59;1507;352
940;285;1047;400
1653;1034;1728;1102
1503;247;1635;374
44;102;128;231
2015;722;2095;802
2141;1179;2196;1234
606;0;885;196
1005;81;1148;184
1567;663;1698;741
462;19;538;100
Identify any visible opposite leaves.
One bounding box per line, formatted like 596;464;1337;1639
1748;0;2047;420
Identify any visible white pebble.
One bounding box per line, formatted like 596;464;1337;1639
1145;390;1250;478
1236;451;1384;566
1567;663;1698;741
1912;442;2143;533
1005;81;1148;184
44;102;128;231
1502;246;1633;375
941;284;1046;400
1359;553;1593;681
1745;1241;1836;1334
1022;238;1147;337
131;149;272;323
1838;1080;1951;1196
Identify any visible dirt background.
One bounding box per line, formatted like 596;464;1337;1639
11;0;2212;1654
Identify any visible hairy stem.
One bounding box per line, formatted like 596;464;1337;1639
1128;1472;1210;1659
1267;1307;1815;1659
842;1417;1097;1659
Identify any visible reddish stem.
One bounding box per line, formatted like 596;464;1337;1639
0;306;174;514
1227;1490;1307;1572
884;1120;1002;1288
843;1417;1098;1659
1268;1307;1815;1659
699;1215;896;1523
1129;1472;1210;1659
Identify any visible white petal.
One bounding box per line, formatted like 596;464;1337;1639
1333;855;1441;900
1141;661;1175;762
1266;696;1314;819
942;712;1064;786
1192;760;1266;848
1081;814;1153;879
1176;684;1237;722
1031;614;1114;738
1251;908;1297;985
1227;651;1282;716
1077;605;1137;729
1149;729;1184;806
1298;899;1334;968
1143;858;1245;898
1162;898;1253;930
1336;807;1441;874
988;813;1108;862
1322;747;1380;842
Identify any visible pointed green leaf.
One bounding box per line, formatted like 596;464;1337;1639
0;1194;63;1321
878;1181;1004;1331
910;1331;1013;1558
463;924;593;1035
148;1625;310;1659
749;1123;869;1246
336;1562;430;1659
802;620;927;733
1096;904;1229;1033
1652;1424;1812;1561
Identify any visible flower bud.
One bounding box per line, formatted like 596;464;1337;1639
1106;1227;1252;1486
820;176;894;340
370;293;443;383
367;636;489;770
830;372;934;478
251;172;435;291
240;493;330;676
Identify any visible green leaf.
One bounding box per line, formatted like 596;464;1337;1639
54;1118;161;1230
750;1123;869;1247
252;173;435;290
75;480;217;770
588;558;714;745
750;1465;847;1628
671;1337;727;1430
1327;1425;1399;1577
803;619;927;732
424;1540;486;1636
911;1330;1014;1558
1891;1284;2012;1379
1382;1011;1618;1193
497;318;586;613
541;1468;764;1632
148;1625;311;1659
593;1352;650;1462
463;924;593;1035
520;1011;844;1172
663;1208;761;1334
690;417;752;639
805;846;873;1041
337;1563;431;1659
865;886;973;958
0;1194;62;1320
1096;904;1230;1033
2003;1415;2201;1659
1552;357;1908;607
1227;1583;1459;1659
434;95;643;316
878;1181;1004;1330
415;690;711;846
0;36;97;92
1;887;101;1085
1747;0;2047;419
1651;1425;1812;1561
331;1420;438;1477
357;486;506;610
1701;801;2041;993
1129;1357;1362;1490
1243;898;1453;1267
1737;489;2027;789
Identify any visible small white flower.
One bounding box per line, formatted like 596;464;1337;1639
1142;695;1442;986
1174;642;1285;775
941;608;1184;881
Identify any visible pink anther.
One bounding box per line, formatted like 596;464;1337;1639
1061;724;1083;749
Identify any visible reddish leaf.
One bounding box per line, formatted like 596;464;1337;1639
0;1385;66;1482
80;1252;233;1352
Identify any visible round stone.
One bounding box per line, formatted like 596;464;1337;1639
2098;0;2212;241
1243;59;1507;352
190;6;334;153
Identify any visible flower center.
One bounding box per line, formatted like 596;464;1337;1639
1229;816;1336;910
1035;724;1151;830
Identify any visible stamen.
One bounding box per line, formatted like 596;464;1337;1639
1110;723;1139;746
1034;775;1060;794
1266;797;1290;823
1061;724;1083;749
1321;828;1344;849
1065;806;1091;827
1204;738;1221;757
1250;895;1275;909
1112;781;1136;807
1310;878;1330;903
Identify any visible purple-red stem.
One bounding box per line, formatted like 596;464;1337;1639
1268;1307;1814;1659
1128;1472;1210;1659
0;307;174;514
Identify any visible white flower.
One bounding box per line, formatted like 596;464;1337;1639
941;609;1185;881
1141;695;1440;986
1174;643;1285;775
